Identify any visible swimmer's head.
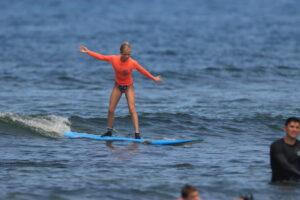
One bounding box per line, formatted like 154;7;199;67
120;41;131;62
181;184;200;200
284;117;300;139
237;194;254;200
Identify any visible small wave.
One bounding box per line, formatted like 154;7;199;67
219;98;252;103
145;49;178;56
0;74;25;82
232;113;285;128
0;159;68;168
0;113;71;138
167;163;195;169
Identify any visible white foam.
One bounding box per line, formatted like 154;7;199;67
0;113;71;138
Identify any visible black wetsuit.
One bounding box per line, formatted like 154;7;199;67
270;138;300;182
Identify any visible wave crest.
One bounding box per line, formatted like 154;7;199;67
0;113;71;138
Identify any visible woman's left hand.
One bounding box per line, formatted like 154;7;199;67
154;75;162;83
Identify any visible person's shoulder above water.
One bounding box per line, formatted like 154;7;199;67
271;137;300;149
270;117;300;182
271;138;284;148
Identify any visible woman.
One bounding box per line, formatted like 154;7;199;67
80;42;161;139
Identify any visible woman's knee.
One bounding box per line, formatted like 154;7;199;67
108;107;116;114
128;106;136;114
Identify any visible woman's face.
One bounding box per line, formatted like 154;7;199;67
120;47;131;62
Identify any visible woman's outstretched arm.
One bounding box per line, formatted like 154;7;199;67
80;45;112;62
134;61;162;82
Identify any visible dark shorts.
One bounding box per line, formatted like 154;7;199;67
118;85;128;93
116;83;132;93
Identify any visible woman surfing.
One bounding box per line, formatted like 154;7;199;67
79;42;162;139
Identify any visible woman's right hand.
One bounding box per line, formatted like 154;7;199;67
80;45;89;53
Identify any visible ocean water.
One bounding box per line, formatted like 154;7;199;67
1;0;300;199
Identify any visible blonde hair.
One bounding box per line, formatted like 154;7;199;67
120;41;131;53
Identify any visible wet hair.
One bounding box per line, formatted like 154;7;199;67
239;194;254;200
285;117;300;126
181;184;198;199
120;41;131;53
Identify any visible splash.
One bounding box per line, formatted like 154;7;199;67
0;113;71;138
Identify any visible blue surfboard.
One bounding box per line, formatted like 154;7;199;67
64;131;201;145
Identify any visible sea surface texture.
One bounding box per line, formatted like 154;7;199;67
1;0;300;199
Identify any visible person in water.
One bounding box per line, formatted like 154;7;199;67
270;117;300;182
177;184;201;200
236;194;254;200
80;42;161;139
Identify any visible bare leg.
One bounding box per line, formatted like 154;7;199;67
125;85;140;134
107;85;122;129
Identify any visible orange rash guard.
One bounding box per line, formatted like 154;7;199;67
86;50;156;86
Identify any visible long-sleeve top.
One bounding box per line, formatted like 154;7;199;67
270;138;300;182
86;50;156;86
